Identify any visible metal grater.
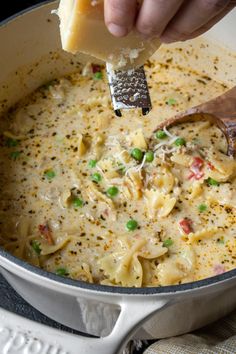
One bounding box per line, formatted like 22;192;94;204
106;63;152;117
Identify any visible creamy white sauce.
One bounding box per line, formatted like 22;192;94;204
0;44;235;287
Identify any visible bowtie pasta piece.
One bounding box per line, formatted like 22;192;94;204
99;236;167;287
206;149;236;182
92;133;105;159
157;246;195;285
40;236;72;256
144;189;176;219
151;168;175;194
126;129;147;150
171;153;193;167
188;181;203;199
187;227;219;243
97;159;120;180
86;181;115;210
69;263;93;283
123;170;143;200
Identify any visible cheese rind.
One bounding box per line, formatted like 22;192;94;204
57;0;161;69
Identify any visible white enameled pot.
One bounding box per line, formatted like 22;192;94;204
0;2;236;354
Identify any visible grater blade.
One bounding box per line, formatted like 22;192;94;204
106;63;152;117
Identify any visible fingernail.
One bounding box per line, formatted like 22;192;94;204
136;26;159;40
107;23;128;37
160;35;175;44
138;31;153;40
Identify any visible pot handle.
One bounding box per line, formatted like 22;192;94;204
0;297;169;354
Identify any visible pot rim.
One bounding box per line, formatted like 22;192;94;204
0;0;235;296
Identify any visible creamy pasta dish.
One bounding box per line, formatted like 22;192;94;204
0;44;235;287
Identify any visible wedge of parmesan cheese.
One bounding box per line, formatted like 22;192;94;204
57;0;161;69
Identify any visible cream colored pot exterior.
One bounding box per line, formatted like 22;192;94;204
0;2;236;354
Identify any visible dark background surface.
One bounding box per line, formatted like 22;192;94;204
0;1;47;21
0;2;148;352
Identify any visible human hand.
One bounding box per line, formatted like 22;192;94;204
104;0;236;42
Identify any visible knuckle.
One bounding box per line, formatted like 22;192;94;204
105;0;136;26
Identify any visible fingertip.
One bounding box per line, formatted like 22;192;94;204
160;29;190;43
136;21;161;40
159;35;176;44
160;26;188;43
107;23;128;37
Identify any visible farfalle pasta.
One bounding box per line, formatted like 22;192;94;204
205;148;236;182
151;168;176;194
144;189;176;219
0;46;235;287
157;246;196;286
99;236;167;287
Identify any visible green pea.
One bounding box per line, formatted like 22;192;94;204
174;137;186;147
107;186;119;198
145;151;154;163
206;178;219;186
6;138;19;147
131;148;144;162
44;169;56;180
31;240;41;255
156;130;167;139
10;151;21;160
198;204;207;212
73;197;83;208
88;159;97;168
163;239;173;247
91;172;102;183
166;98;177;106
94;72;103;80
56;268;69;276
126;219;138;231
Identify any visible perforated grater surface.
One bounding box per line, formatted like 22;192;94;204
106;64;152;117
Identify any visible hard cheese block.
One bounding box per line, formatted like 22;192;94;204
57;0;161;69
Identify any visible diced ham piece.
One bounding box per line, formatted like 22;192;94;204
91;64;102;73
179;218;193;234
38;223;54;245
188;157;205;180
